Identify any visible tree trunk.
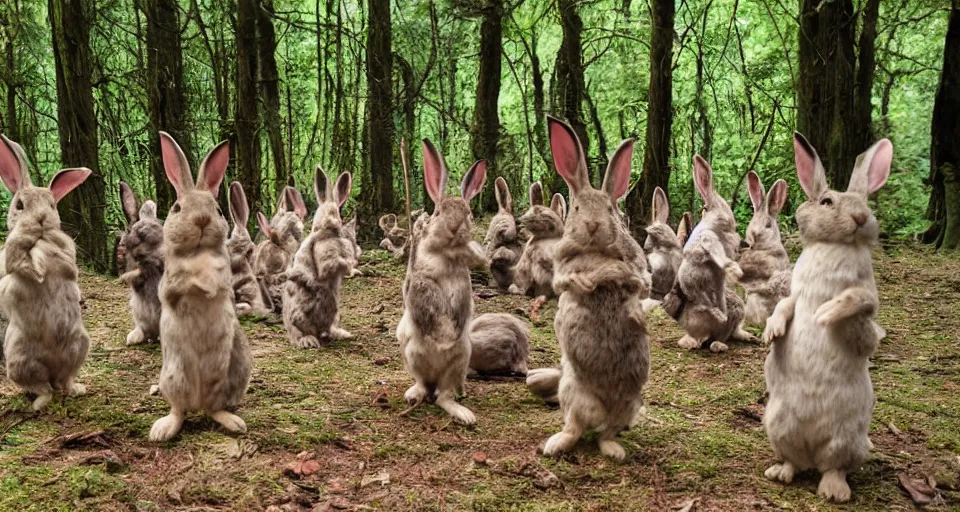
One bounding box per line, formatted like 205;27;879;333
3;22;18;142
854;0;881;152
48;0;108;272
926;3;960;251
236;0;261;212
796;0;858;189
530;30;550;172
546;0;588;195
472;0;503;213
145;0;188;215
625;0;674;231
258;0;286;196
359;0;395;238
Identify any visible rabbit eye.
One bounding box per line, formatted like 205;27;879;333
172;202;181;213
820;197;833;206
766;220;772;228
15;199;24;210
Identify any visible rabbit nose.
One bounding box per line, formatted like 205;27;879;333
194;215;211;229
852;213;867;226
586;221;600;234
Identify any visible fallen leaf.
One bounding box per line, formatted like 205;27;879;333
285;459;321;478
225;439;259;459
673;497;699;512
360;469;390;488
472;451;488;465
373;356;391;366
899;473;942;505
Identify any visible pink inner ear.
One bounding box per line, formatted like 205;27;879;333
693;155;713;200
336;172;352;208
605;139;634;200
422;139;447;204
747;171;764;211
285;187;307;219
548;117;584;192
653;187;669;223
160;132;190;196
529;182;544;206
769;179;788;213
0;136;24;193
199;141;229;197
794;134;819;198
867;139;893;194
461;160;488;201
49;168;93;203
256;211;272;238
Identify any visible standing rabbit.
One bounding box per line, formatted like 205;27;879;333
342;216;363;278
378;213;408;258
0;135;92;410
118;182;164;345
761;134;892;503
396;140;488;425
508;182;566;298
483;177;523;292
254;186;306;312
540;116;650;461
740;172;791;326
149;132;252;442
227;182;271;317
283;168;357;348
468;313;529;376
642;186;683;311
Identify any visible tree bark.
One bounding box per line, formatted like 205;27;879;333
925;3;960;251
145;0;188;215
546;0;588;195
258;0;286;196
625;0;674;231
472;0;503;213
854;0;881;152
359;0;395;238
48;0;109;272
236;0;261;212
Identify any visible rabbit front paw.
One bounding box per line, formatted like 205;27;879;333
763;314;787;344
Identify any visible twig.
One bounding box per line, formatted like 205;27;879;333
730;107;776;213
400;138;413;229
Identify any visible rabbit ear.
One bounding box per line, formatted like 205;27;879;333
197;140;229;197
334;172;352;208
160;131;194;196
793;132;828;199
548;115;588;195
0;134;30;193
229;182;249;227
529;181;544;206
256;211;272;238
48;168;93;203
379;214;395;230
345;216;357;229
849;138;893;196
313;165;330;204
550;193;567;222
284;186;308;219
494;177;512;212
422;139;447;205
693;155;715;205
677;211;693;244
602;138;634;201
652;186;669;224
747;171;765;212
119;181;139;225
461;160;487;201
767;179;789;215
140;200;158;221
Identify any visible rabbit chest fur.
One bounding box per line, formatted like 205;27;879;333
764;243;876;472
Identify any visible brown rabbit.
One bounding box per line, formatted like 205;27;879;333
119;182;164;345
227;182;271;316
740;172;791;326
676;211;694;246
378;213;408;258
468;313;529;375
0;135;92;411
643;187;683;307
396;140;488;425
508;183;566;297
283;168;357;348
483;177;523;292
254;186;306;312
149;132;252;442
540;116;650;461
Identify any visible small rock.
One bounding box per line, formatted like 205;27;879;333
373;356;391;366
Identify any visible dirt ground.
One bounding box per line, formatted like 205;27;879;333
0;242;958;511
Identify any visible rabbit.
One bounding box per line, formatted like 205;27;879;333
507;183;566;298
526;367;561;405
539;116;650;461
396;139;489;425
468;313;529;375
342;216;363;278
760;134;891;503
118;181;164;345
642;187;683;312
254;186;307;312
483;177;523;292
378;213;409;258
740;172;792;326
227;182;271;317
662;155;753;352
283;168;357;348
0;134;92;411
148;132;252;442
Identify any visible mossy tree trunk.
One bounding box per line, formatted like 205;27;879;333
257;0;287;195
236;0;261;211
471;0;504;213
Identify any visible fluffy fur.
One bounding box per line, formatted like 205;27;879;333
740;172;792;326
282;168;357;348
396;140;489;425
342;216;363;278
540;116;650;461
254;186;306;312
227;182;271;317
149;132;252;442
378;213;415;259
0;135;92;411
118;182;164;345
508;183;566;297
760;133;892;503
483;177;523;292
643;187;683;305
468;313;529;375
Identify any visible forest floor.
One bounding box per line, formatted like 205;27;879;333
0;242;958;511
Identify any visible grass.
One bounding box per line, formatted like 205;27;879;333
1;241;959;511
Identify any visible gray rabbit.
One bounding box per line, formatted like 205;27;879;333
118;181;164;345
227;182;272;317
483;177;523;292
740;171;791;326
